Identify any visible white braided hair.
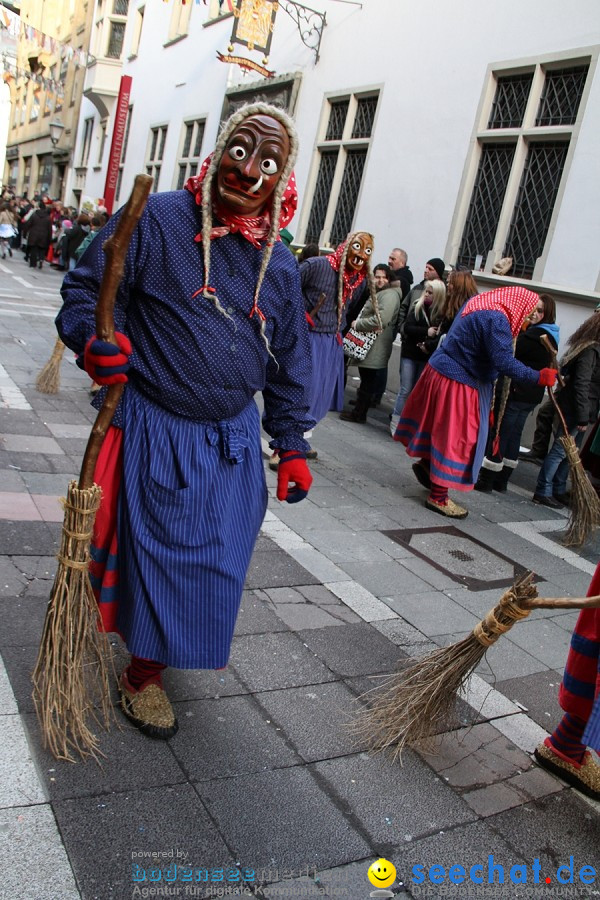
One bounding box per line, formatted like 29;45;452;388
199;102;299;352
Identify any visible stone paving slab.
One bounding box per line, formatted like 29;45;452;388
298;622;403;677
229;631;337;692
313;751;476;844
168;694;302;780
196;766;372;871
53;784;233;900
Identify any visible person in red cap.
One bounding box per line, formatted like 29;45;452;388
57;103;314;740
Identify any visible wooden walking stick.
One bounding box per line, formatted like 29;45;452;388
540;333;600;547
36;337;66;394
353;572;600;761
32;174;153;762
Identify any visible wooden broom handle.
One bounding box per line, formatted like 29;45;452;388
523;593;600;609
79;174;153;490
539;333;570;435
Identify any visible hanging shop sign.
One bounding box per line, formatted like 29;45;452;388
218;0;278;75
103;75;132;216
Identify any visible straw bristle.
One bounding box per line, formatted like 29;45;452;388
32;481;115;762
352;574;537;760
36;337;66;395
560;435;600;547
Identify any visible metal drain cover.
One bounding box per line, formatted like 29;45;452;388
382;525;536;591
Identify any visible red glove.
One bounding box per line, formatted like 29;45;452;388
276;450;313;504
82;332;132;384
538;367;557;387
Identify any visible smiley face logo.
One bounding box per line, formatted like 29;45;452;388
367;858;396;888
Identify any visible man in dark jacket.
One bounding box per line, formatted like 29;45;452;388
388;247;414;299
23;201;52;269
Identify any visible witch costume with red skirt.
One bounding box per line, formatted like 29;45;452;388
56;111;315;741
394;286;554;518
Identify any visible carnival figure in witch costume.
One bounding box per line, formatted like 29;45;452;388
394;286;558;519
56;103;315;740
269;232;377;467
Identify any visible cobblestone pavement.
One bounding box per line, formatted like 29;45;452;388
0;255;598;900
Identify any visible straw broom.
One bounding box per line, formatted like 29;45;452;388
353;572;600;760
36;337;66;394
540;333;600;547
32;174;153;762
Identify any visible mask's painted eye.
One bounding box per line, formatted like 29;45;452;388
351;241;361;251
260;158;279;175
228;144;247;161
365;246;372;255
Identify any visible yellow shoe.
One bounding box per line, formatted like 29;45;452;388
119;674;178;740
268;453;279;471
534;742;600;800
425;497;468;519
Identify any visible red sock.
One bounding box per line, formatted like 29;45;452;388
429;482;448;505
126;655;167;692
547;712;587;764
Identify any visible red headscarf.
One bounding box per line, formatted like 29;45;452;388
326;235;369;302
185;154;297;250
461;285;539;337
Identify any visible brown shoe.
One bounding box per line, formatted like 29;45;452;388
425;497;468;519
119;674;179;740
306;449;318;460
534;742;600;800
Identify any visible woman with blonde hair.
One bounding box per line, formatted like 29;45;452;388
389;278;445;433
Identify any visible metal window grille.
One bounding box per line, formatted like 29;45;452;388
149;129;158;162
113;0;129;13
158;128;167;161
504;141;569;279
351;96;378;138
536;65;589;126
330;148;367;247
304;150;338;245
488;74;533;128
182;123;193;158
107;21;125;58
325;100;349;141
176;164;187;191
457;143;516;270
193;122;205;157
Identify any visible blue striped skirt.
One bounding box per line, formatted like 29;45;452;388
307;332;345;423
118;387;268;668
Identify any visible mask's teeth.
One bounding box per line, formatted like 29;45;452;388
248;175;264;195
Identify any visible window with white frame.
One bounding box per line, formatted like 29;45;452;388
303;92;379;248
455;59;590;280
168;0;192;41
97;119;108;166
115;104;133;204
80;118;94;167
175;118;205;190
207;0;234;21
146;125;168;193
130;5;144;57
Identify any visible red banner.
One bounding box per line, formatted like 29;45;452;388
103;75;132;215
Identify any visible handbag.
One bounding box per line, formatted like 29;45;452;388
343;327;378;361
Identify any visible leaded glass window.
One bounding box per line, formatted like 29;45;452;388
304;150;338;245
352;96;377;138
175;119;205;190
504;142;569;279
457;144;516;270
325;101;348;141
330;149;367;247
488;74;533;129
536;65;589;126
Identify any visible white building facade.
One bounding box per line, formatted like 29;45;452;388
69;0;600;333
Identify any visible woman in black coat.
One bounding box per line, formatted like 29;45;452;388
23;202;52;270
476;293;559;492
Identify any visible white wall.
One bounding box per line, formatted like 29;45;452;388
74;0;600;301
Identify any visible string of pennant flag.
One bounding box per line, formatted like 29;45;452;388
0;3;91;68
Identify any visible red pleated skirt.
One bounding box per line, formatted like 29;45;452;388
394;365;480;491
